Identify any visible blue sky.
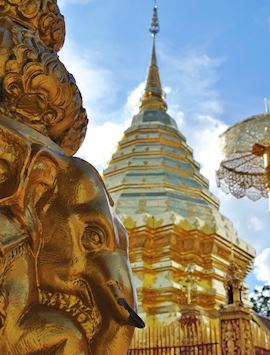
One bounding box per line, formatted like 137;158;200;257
58;0;270;292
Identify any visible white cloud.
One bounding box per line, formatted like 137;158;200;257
59;39;116;120
185;114;228;189
168;107;185;127
162;51;225;118
75;82;143;171
164;86;172;95
124;82;144;118
76;121;126;171
254;249;270;282
60;39;119;171
59;39;130;171
248;216;264;232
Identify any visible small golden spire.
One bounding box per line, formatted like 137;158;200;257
140;1;167;112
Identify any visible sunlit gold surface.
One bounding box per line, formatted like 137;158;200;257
0;1;143;353
139;4;167;112
220;307;255;355
103;4;270;352
0;117;142;354
0;0;65;51
139;38;167;112
0;2;87;156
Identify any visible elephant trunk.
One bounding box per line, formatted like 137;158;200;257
95;251;145;329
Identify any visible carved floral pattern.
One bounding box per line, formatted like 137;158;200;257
222;320;241;354
0;28;87;155
0;0;41;20
0;0;65;51
38;0;65;51
221;318;254;355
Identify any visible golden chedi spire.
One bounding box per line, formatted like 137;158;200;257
104;3;258;352
140;0;168;112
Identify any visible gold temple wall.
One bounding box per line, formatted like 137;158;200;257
252;319;270;351
126;223;254;320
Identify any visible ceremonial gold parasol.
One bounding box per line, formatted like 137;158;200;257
216;112;270;201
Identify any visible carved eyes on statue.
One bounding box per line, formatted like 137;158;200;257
82;226;105;251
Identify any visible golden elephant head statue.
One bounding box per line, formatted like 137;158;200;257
0;116;144;355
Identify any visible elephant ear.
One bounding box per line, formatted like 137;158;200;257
22;149;59;255
24;150;58;211
0;121;60;256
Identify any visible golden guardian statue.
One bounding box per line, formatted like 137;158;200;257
0;1;144;354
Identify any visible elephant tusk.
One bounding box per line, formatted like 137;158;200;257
117;298;145;329
106;280;145;329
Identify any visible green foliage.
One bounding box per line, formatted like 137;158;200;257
250;285;270;318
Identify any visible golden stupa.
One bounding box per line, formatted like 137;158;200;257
103;3;270;354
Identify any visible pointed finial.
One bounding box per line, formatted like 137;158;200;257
150;0;160;36
140;1;167;112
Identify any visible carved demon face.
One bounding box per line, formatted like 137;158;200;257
36;157;143;351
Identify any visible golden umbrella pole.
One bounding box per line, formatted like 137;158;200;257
252;141;270;186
